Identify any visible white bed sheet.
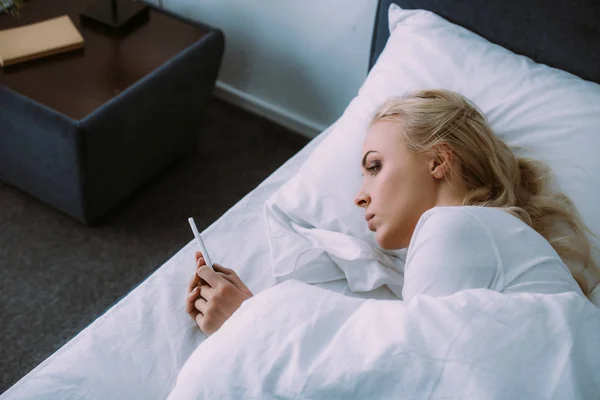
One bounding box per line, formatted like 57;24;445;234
5;119;599;399
2;124;400;400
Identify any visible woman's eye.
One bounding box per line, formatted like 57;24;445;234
367;163;381;176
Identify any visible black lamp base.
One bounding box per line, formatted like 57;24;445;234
80;0;150;33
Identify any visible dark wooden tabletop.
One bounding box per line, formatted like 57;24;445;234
0;0;209;120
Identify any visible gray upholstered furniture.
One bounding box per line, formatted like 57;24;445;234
370;0;600;83
0;1;224;225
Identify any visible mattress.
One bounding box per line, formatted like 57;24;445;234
0;122;395;400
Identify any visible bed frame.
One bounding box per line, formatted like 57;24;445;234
369;0;600;85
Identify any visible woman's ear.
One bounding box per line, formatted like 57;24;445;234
429;145;453;180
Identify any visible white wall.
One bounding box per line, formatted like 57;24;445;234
153;0;379;138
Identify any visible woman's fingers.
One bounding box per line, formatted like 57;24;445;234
213;263;253;296
186;286;200;315
195;313;210;336
213;263;233;274
187;252;206;321
197;265;222;288
216;273;239;288
187;269;201;294
194;297;208;314
188;253;207;293
187;285;200;300
187;303;200;321
189;306;200;322
188;262;254;336
199;284;214;302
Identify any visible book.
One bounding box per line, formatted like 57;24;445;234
0;15;84;67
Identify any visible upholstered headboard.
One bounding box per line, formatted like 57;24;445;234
369;0;600;84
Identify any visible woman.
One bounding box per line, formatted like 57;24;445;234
186;89;600;336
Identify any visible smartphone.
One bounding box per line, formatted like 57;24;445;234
188;217;214;270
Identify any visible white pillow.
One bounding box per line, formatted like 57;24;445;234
265;4;600;300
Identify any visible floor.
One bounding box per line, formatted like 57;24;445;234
0;97;311;393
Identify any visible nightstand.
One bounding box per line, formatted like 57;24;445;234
0;0;224;224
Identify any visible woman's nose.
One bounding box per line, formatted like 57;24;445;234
354;190;370;208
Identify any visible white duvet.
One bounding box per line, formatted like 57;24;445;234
168;279;600;399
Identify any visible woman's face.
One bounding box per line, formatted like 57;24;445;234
354;121;439;249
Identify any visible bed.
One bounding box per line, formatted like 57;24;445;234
3;0;600;398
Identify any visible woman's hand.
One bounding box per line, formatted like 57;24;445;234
186;251;253;336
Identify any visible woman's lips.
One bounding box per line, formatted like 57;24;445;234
368;217;376;231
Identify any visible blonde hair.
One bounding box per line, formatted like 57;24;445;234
372;89;600;297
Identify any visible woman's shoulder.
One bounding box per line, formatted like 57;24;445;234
413;205;527;247
406;206;504;287
417;205;490;230
412;206;494;246
419;206;525;229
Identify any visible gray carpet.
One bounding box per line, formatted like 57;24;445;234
0;97;310;393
